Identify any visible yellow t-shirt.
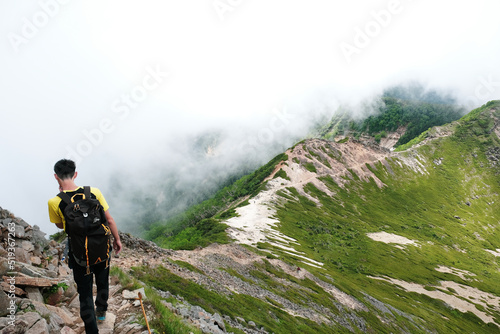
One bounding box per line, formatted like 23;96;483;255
48;187;109;231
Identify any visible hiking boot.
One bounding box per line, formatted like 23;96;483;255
96;310;106;322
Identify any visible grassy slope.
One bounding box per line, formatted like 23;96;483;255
272;101;500;332
132;101;500;333
145;153;288;249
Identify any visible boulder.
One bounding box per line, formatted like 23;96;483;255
0;318;29;334
0;317;13;330
16;262;51;278
24;318;49;334
0;290;11;317
63;282;77;299
30;257;41;266
20;241;34;252
213;313;225;331
58;265;70;277
4;276;55;287
31;301;77;327
15;219;29;228
97;312;116;334
60;326;76;334
24;287;44;303
16;312;43;331
0;218;12;228
14;249;30;265
0;258;9;277
31;226;48;250
45;286;65;306
14;226;25;239
122;287;146;300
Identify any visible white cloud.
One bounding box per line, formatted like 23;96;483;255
1;0;500;234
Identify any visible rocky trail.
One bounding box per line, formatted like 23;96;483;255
0;200;370;333
0;206;157;334
0;205;293;334
0;207;242;334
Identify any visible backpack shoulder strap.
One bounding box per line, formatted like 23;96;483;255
83;186;91;199
57;191;72;205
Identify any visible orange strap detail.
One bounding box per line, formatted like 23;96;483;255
85;237;89;268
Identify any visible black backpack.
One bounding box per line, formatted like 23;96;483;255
58;186;112;274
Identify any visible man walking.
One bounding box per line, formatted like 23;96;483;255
48;159;122;334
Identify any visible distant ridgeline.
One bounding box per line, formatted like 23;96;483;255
144;85;468;248
319;87;466;147
133;101;500;333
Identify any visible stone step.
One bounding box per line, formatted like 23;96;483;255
97;312;116;334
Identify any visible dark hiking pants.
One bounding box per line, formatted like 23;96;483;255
72;259;110;334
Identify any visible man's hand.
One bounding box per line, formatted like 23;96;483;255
113;238;122;255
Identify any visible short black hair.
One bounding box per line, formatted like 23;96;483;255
54;159;76;180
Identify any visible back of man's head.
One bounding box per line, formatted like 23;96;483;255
54;159;76;180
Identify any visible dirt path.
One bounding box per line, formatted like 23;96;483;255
65;276;149;334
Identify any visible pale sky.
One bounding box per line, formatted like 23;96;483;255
1;1;500;235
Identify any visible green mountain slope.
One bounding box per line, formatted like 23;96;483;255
136;101;500;333
318;94;465;148
258;100;500;332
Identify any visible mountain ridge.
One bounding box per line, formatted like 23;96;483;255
2;100;500;333
215;100;500;332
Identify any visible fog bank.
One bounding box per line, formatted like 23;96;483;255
1;1;499;235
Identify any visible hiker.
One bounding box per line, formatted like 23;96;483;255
48;159;122;334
